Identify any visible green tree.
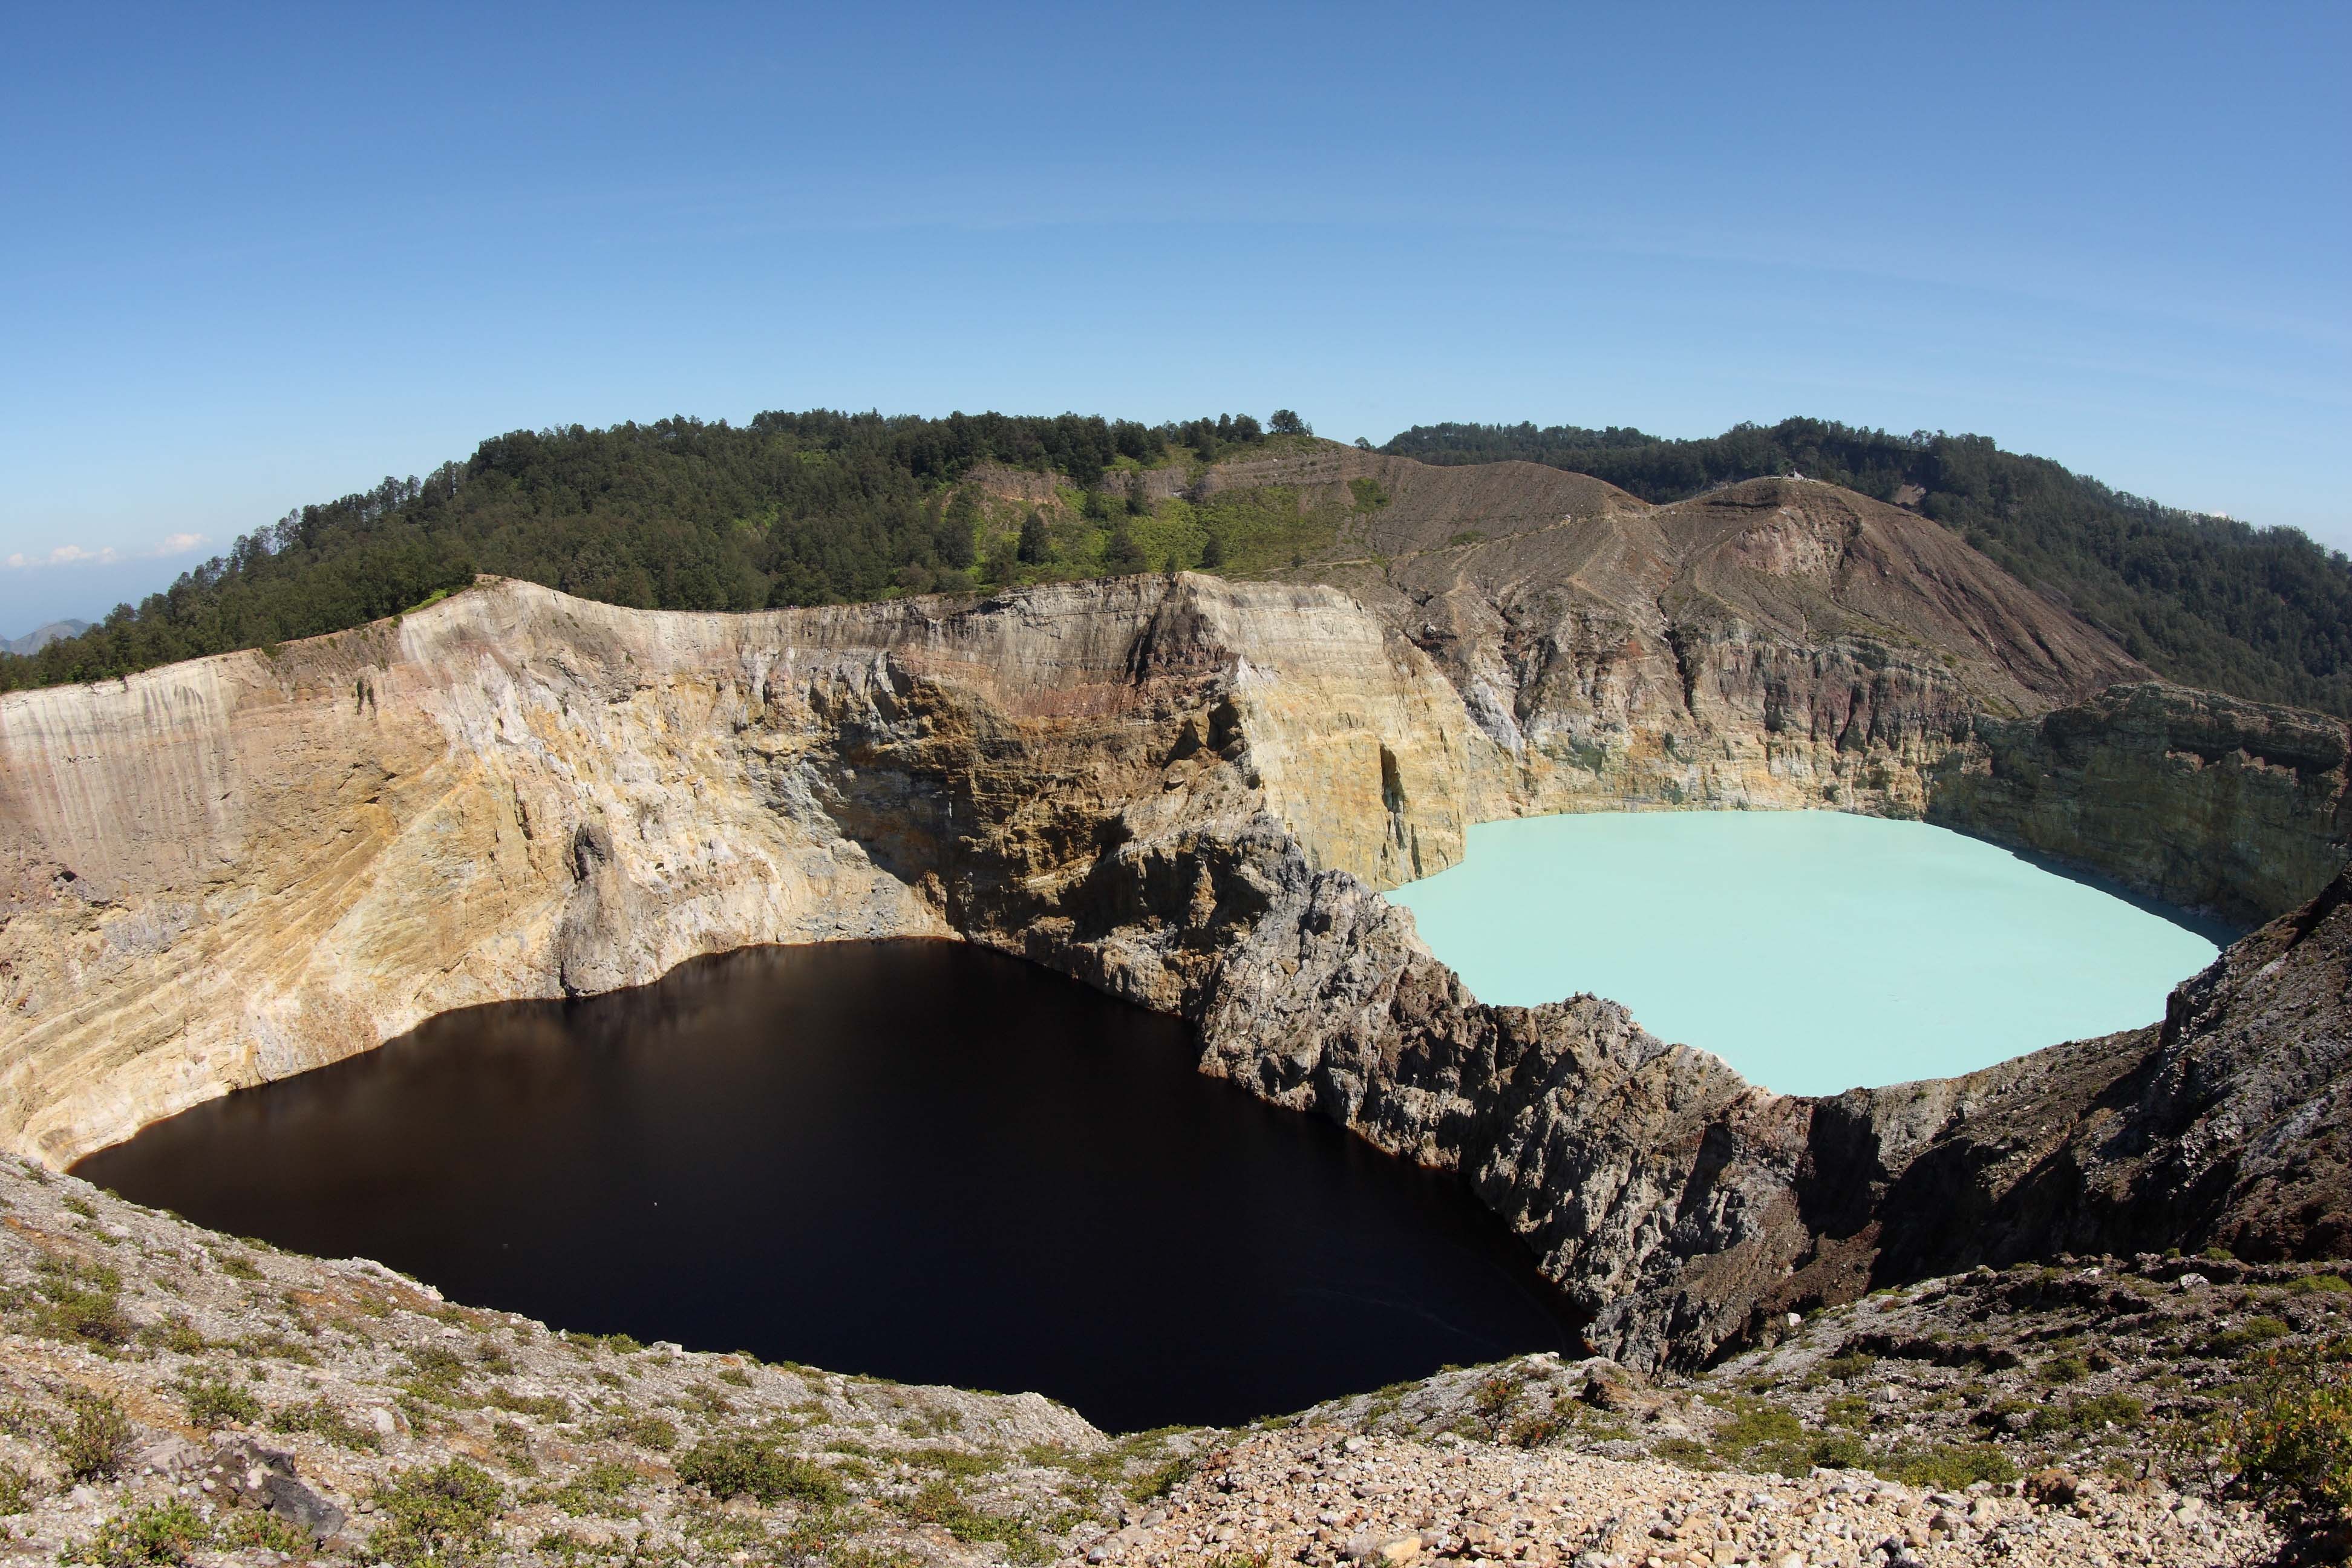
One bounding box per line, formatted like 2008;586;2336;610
1103;523;1148;575
1017;510;1051;565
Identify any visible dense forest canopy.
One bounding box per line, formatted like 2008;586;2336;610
1385;418;2352;716
0;410;1283;693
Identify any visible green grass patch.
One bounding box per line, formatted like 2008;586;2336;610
1876;1443;2019;1490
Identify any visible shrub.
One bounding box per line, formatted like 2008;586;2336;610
900;1480;1040;1557
2069;1391;2148;1430
139;1317;207;1355
1470;1374;1521;1430
0;1462;31;1515
368;1460;504;1567
174;1370;261;1428
60;1501;211;1566
491;1420;537;1473
483;1387;570;1422
901;1447;1000;1479
590;1410;676;1452
2290;1274;2352;1296
676;1437;844;1506
269;1397;383;1451
830;1546;917;1568
34;1258;129;1347
1808;1432;1870;1470
51;1390;135;1482
1503;1412;1565;1449
1708;1396;1827;1474
1877;1443;2019;1490
1650;1436;1717;1471
2231;1352;2352;1534
1819;1353;1878;1382
2210;1317;2295;1358
214;1511;311;1553
546;1460;642;1519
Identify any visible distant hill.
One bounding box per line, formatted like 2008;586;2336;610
1;619;90;657
1382;419;2352;717
0;411;1304;694
5;408;2345;721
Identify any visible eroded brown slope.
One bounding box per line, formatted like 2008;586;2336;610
1210;445;2345;921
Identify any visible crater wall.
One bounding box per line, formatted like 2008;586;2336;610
2;570;2344;1371
0;576;1481;1165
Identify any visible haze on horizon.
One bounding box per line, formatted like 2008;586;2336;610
1;1;2343;636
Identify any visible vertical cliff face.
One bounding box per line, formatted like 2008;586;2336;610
1926;682;2352;927
0;576;1483;1165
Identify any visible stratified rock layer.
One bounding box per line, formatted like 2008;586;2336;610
0;575;1478;1163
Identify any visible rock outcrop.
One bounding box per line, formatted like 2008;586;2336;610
1175;829;2351;1368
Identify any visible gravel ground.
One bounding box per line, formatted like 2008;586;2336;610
1101;1426;2274;1567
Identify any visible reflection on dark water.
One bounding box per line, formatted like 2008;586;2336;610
76;941;1578;1430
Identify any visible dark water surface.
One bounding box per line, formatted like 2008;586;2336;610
77;941;1577;1430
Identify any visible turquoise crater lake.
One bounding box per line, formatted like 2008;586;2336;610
1386;811;2224;1096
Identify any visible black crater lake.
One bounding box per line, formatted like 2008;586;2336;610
76;940;1578;1431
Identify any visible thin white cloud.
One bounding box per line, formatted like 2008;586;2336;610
1;534;207;571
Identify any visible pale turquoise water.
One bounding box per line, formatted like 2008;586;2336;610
1385;811;2221;1096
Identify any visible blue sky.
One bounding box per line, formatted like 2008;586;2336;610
2;1;2344;635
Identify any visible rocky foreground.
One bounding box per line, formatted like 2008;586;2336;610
4;1156;2339;1567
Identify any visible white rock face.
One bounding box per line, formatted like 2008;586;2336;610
0;574;1492;1165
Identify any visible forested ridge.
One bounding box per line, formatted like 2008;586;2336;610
0;409;1313;694
7;408;2347;720
1384;418;2352;716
